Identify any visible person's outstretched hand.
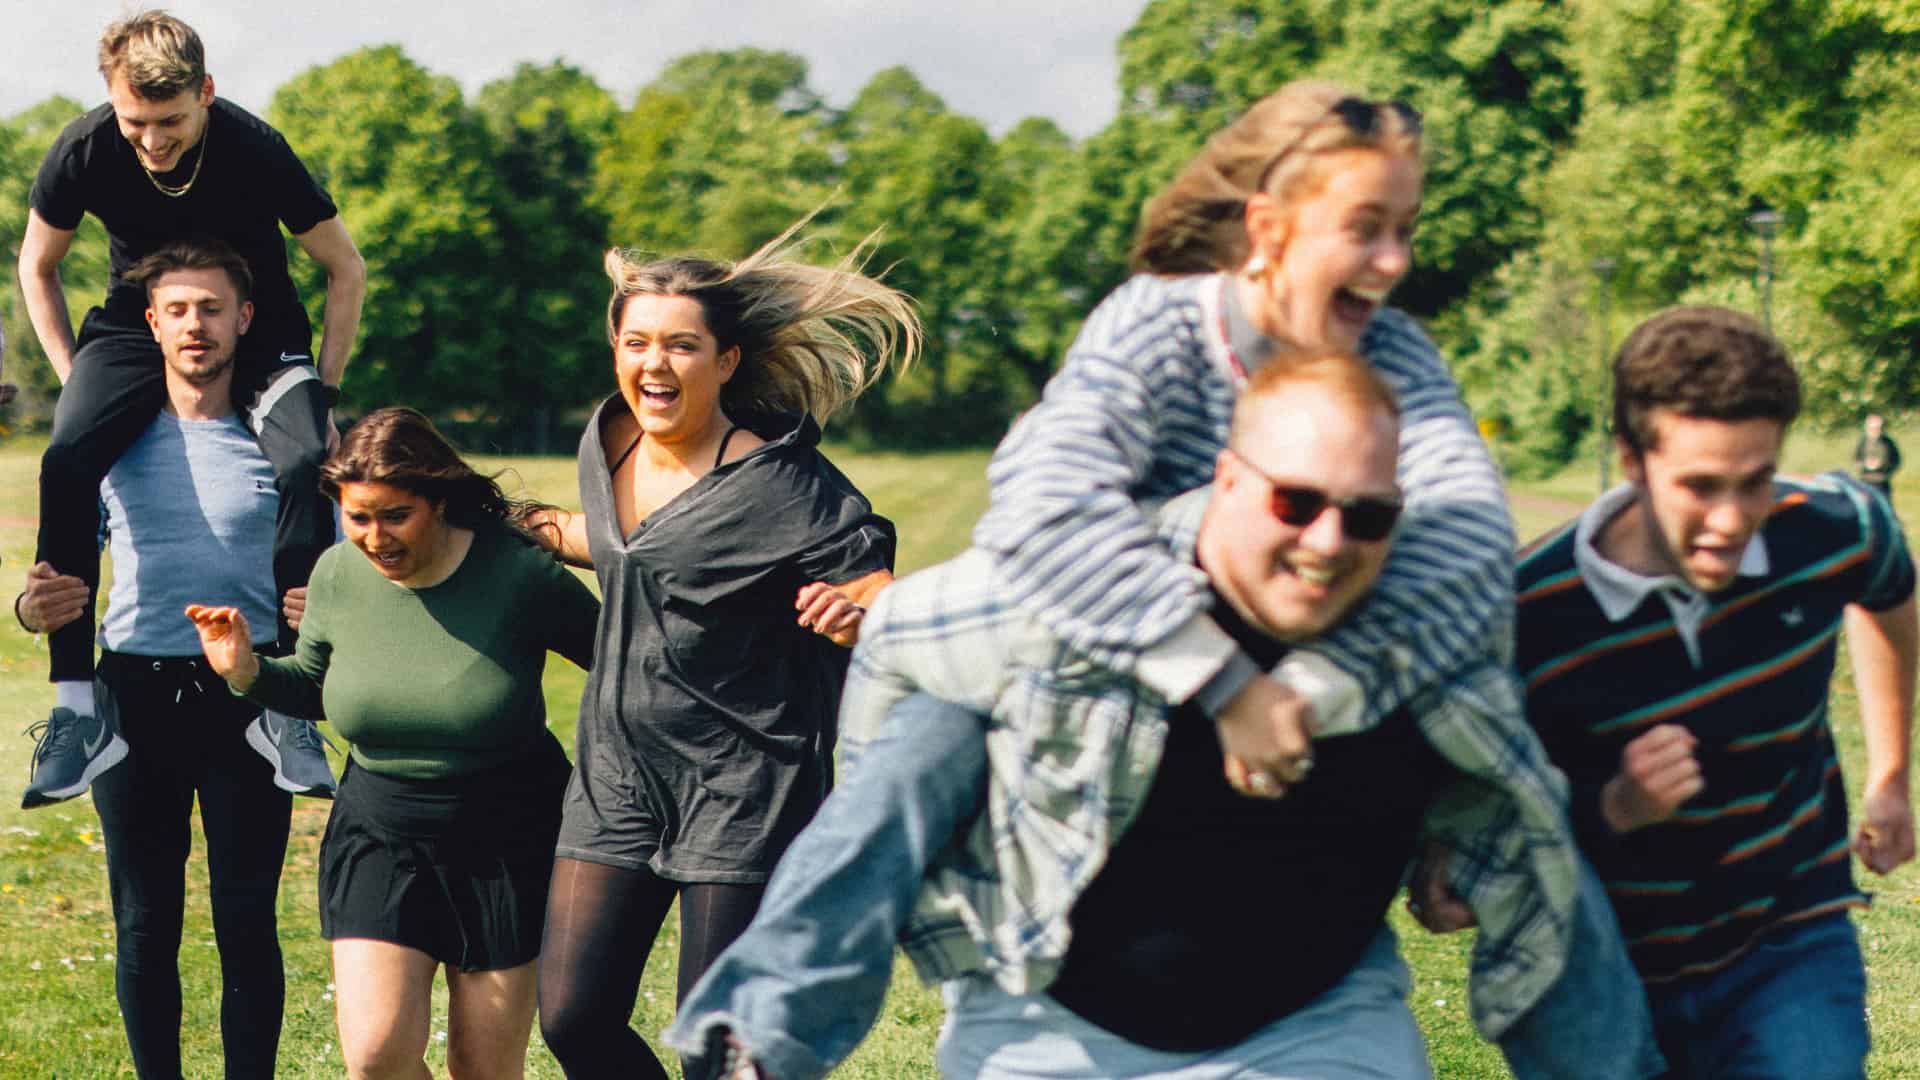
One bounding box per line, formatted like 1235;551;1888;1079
185;604;261;691
796;581;866;647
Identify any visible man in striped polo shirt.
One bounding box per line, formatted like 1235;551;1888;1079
1516;305;1916;1078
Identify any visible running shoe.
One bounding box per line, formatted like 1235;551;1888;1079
21;706;127;809
246;710;338;798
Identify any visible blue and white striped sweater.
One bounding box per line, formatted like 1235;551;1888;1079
974;272;1514;728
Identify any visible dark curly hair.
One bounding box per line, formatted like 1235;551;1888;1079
1612;306;1801;455
319;407;542;536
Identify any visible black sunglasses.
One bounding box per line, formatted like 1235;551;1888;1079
1231;450;1403;542
1256;96;1424;192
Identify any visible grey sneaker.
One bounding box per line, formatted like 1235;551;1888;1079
246;711;338;798
22;706;128;809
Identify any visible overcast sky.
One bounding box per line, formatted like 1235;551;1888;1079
1;1;1149;138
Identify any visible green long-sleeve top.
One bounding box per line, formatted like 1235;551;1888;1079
246;524;600;779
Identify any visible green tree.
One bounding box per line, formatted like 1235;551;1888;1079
1679;273;1881;428
1319;0;1582;313
1117;0;1323;125
594;86;702;254
1791;48;1920;414
1533;0;1914;312
1459;0;1920;473
1;113;43;411
475;62;619;450
594;49;834;260
269;46;506;417
993;109;1195;401
978;117;1081;401
830;68;1015;444
1111;0;1582;316
1440;252;1608;479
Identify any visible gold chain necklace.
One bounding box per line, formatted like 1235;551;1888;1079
140;117;209;198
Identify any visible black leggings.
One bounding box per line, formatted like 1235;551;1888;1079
538;858;765;1079
37;311;333;679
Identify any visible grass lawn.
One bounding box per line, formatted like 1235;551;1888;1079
0;421;1916;1077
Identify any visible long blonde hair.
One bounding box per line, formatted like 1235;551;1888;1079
604;220;920;425
1130;80;1423;275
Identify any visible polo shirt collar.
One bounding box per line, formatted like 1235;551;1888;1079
1573;484;1769;665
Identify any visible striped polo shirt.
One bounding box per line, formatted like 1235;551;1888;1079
1516;472;1913;983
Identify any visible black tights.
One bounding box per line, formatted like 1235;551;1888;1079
538;857;765;1079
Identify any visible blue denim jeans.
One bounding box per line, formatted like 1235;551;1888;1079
1496;855;1666;1079
1647;912;1867;1080
664;693;990;1080
936;927;1429;1079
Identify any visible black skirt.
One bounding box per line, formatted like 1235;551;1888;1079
318;733;570;971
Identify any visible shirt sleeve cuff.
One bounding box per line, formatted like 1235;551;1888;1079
1271;649;1365;737
1134;611;1241;705
1190;652;1261;718
1568;782;1633;862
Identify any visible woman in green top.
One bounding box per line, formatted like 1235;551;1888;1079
188;407;600;1080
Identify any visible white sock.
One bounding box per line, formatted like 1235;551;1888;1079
55;680;96;716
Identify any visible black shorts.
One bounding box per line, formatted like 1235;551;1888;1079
319;734;570;971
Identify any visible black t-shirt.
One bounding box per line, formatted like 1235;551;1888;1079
1045;595;1444;1052
30;98;338;356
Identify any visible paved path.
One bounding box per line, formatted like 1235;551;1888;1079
1510;491;1586;520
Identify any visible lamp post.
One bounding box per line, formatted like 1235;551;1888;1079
1748;203;1783;334
1592;256;1617;493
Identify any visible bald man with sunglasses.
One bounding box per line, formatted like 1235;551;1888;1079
672;351;1655;1080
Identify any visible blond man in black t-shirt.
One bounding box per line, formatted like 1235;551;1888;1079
17;11;364;809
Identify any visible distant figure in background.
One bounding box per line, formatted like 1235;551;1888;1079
1853;412;1901;505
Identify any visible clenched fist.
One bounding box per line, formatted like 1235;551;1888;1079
1600;723;1703;833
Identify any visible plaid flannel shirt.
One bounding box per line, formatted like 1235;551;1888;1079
842;491;1579;1040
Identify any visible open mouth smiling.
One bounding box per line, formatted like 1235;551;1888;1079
1332;285;1387;326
